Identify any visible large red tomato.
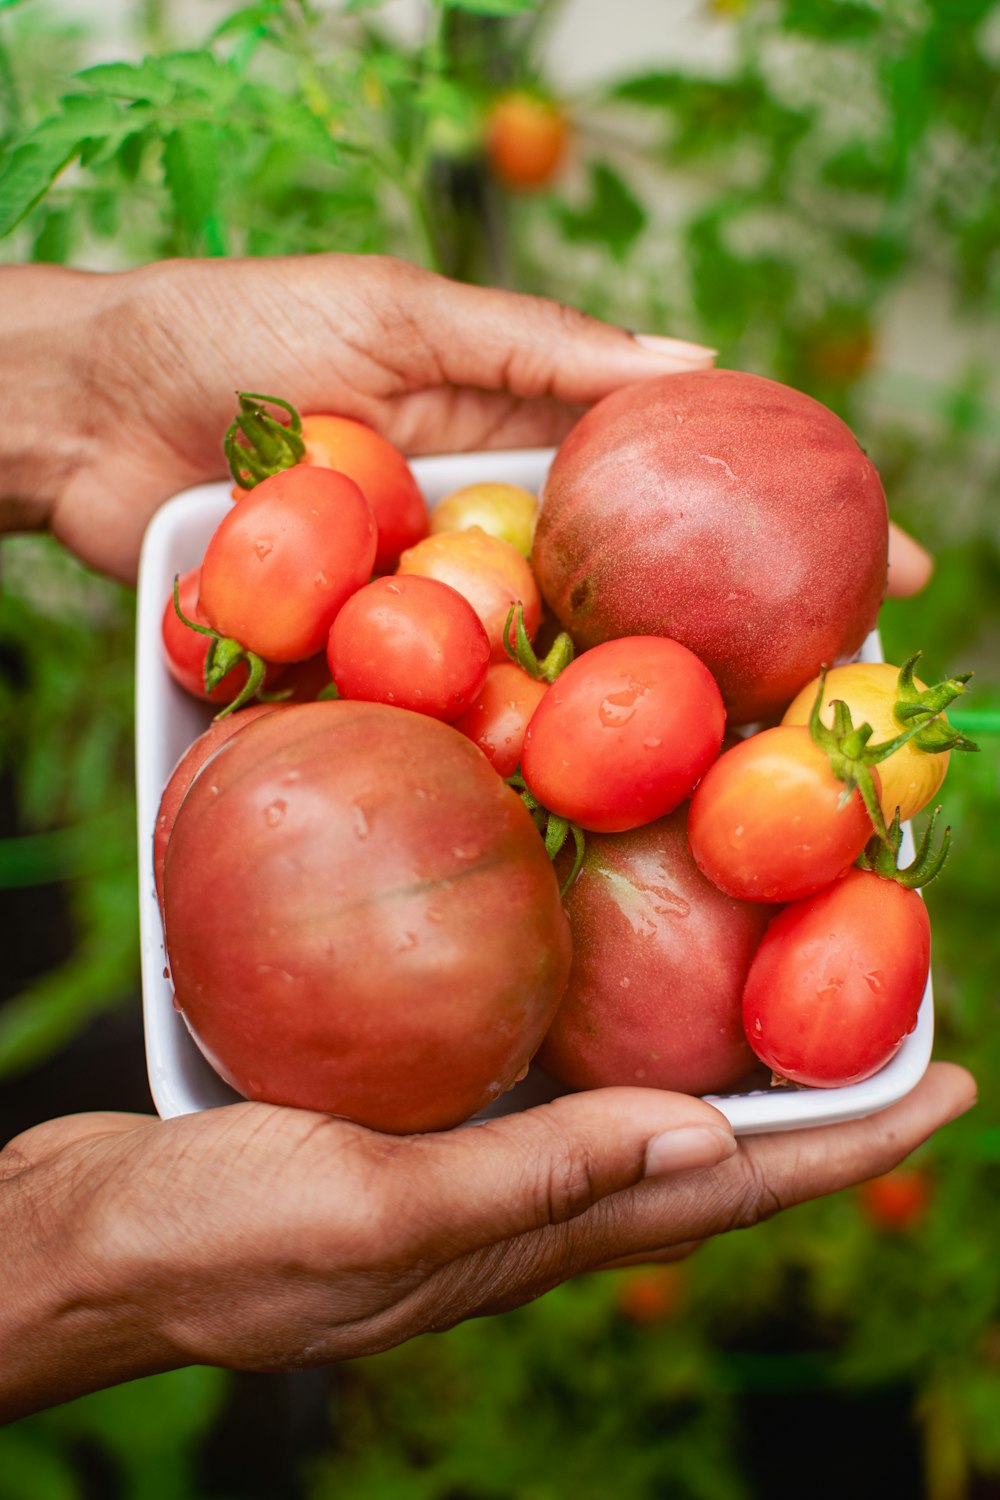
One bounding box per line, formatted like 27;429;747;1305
537;810;769;1096
532;369;889;724
162;702;572;1133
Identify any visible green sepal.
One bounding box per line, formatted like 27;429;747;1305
857;805;951;890
171;574;268;718
504;767;585;895
316;681;341;701
212;650;269;719
891;651;979;754
224;389;306;489
502;601;574;682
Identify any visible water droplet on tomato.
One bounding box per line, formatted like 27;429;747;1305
254;537;273;559
643;736;662;749
264;799;286;826
620;976;631;989
816;978;843;1003
426;907;444;924
452;845;480;862
396;930;418;953
314;571;330;588
386;580;403;595
351;803;370;840
865;970;886;994
599;689;638;728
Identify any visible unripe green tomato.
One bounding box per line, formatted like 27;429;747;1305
430;483;538;558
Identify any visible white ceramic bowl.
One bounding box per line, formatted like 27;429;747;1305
135;448;933;1134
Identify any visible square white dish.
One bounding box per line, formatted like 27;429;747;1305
136;447;933;1134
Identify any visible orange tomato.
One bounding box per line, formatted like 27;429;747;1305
858;1168;933;1231
396;526;542;661
486;92;568;191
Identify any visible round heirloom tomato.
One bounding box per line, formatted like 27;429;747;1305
688;725;878;903
520;636;726;833
430;482;538;558
163;701;572;1133
327;574;490;722
200;466;377;663
742;866;929;1088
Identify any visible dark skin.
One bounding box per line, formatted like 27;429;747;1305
0;254;953;1425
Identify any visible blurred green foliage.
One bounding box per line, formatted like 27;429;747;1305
1;0;998;1495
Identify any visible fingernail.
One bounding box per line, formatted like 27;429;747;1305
633;333;718;363
644;1125;737;1176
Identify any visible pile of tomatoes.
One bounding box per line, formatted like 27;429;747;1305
156;384;973;1133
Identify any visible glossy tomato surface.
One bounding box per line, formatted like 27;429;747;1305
688;724;878;902
742;866;929;1087
200;466;376;662
163;701;572;1133
537;810;769;1095
161;568;285;705
452;660;548;777
521;636;726;833
532;369;888;724
300;413;429;573
396;526;541;661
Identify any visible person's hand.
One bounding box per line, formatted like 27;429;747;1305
1;1061;973;1422
1;255;930;592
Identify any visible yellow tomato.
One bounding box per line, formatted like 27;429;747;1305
782;662;950;822
431;482;538;558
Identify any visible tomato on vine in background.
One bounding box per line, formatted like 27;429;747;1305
485;91;569;191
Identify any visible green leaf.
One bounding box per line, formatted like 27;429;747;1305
162;121;224;251
211;0;285;41
0;134;80;238
75;58;174;105
432;0;538;14
558;162;646;260
159;49;237;101
609;71;677;107
30;203;72;262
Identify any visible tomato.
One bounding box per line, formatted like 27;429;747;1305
742;866;929;1087
396;526;542;661
688;725;879;902
782;661;955;822
298;413;429;573
327;575;490;722
161;569;285;705
200;466;376;663
532;370;888;725
275;650;336;703
153;702;281;911
430;482;538;558
615;1266;686;1326
162;701;572;1133
452;660;548;777
520;636;725;834
537;809;768;1095
486;92;568;190
857;1168;933;1232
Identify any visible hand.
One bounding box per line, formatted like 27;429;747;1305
2;255;929;592
1;1061;973;1422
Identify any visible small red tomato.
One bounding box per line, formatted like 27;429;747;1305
200;466;377;663
397;526;542;661
520;636;726;833
688;725;878;903
742;866;929;1087
615;1266;685;1326
161;569;285;705
299;413;429;573
452;661;548;777
858;1168;933;1232
327;575;490;722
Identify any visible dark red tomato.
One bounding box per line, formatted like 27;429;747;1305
742;866;929;1088
537;809;769;1095
327;575;490;722
154;702;280;911
162;701;572;1133
452;661;548;777
858;1168;933;1232
200;466;376;662
688;725;878;903
396;526;542;661
520;636;725;833
161;568;285;705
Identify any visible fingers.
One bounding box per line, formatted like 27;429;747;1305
887;521;933;597
2;1112;154;1166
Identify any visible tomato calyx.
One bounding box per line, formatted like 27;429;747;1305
171;575;270;719
892;651;979;754
505;768;585;897
502;601;574;682
857;804;951;890
224;390;305;490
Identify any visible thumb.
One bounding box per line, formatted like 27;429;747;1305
404;1087;736;1259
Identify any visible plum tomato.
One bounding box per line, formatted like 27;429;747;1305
537;809;769;1095
452;660;548;777
742;865;929;1087
327;574;490;722
396;526;542;661
520;636;726;834
161;568;285;705
199;465;376;663
299;412;429;573
687;725;879;902
162;701;573;1132
430;482;538;558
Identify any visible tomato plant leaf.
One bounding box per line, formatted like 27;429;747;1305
431;0;538;15
76;59;175;105
162;122;226;254
558;162;646;261
0;132;82;238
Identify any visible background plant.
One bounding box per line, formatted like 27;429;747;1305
1;1;999;1496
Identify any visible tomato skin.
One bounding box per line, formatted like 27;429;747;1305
163;701;572;1133
452;661;548;777
200;466;377;663
161;569;285;705
431;483;538;558
299;413;429;573
396;526;542;661
538;810;768;1095
688;725;878;902
520;636;726;834
858;1168;933;1231
486;92;568;190
327;575;490;722
742;866;929;1088
782;662;950;822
